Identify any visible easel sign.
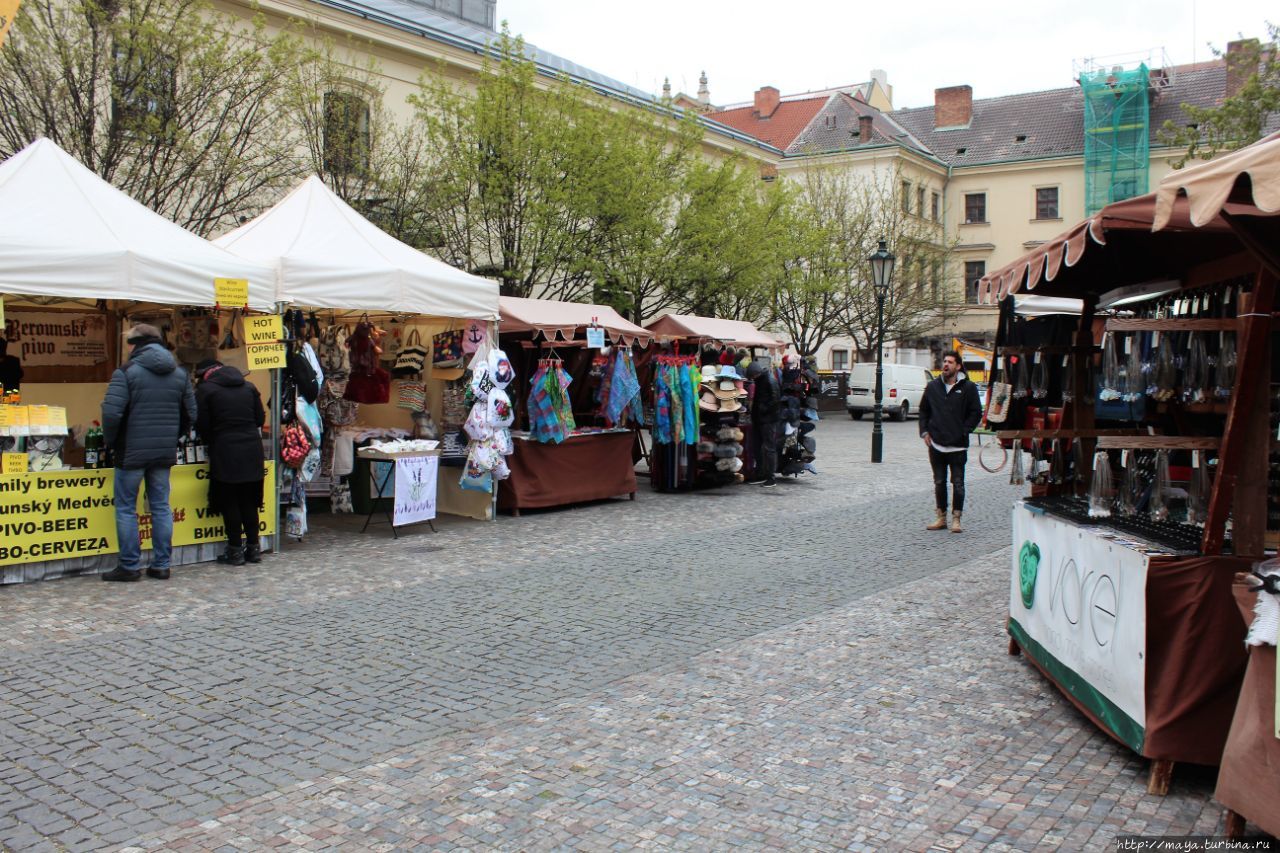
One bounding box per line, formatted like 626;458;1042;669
586;317;605;349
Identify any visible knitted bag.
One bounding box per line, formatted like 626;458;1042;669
392;328;428;377
397;380;427;412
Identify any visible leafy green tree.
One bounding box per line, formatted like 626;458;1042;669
1160;26;1280;165
0;0;305;235
411;29;598;297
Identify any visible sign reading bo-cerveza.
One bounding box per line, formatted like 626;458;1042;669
0;463;276;565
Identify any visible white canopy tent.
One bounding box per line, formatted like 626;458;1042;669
214;176;499;320
0;138;276;309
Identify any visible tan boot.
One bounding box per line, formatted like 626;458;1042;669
926;508;947;530
950;511;963;533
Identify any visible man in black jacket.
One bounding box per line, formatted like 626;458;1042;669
918;350;982;533
100;325;196;581
746;360;780;487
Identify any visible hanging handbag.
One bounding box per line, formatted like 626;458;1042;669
344;319;391;405
176;310;217;367
392;328;428;377
318;324;351;374
397;380;428;411
330;480;353;513
986;381;1012;424
380;320;404;364
432;329;464;369
217;310;249;374
280;421;311;468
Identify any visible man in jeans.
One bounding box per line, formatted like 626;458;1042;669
100;324;196;581
918;350;982;533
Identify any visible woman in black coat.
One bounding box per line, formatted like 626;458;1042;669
194;359;266;566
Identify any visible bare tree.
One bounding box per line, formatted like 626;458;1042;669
0;0;306;235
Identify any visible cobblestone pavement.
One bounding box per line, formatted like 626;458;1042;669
0;418;1232;851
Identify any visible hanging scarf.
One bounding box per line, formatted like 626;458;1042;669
682;362;700;444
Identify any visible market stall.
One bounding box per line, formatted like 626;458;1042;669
0;138;279;584
495;296;652;514
978;183;1271;794
641;313;786;491
1151;132;1280;837
213;176;501;527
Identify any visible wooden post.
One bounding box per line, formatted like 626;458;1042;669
1146;758;1174;796
1071;297;1098;496
1202;268;1277;555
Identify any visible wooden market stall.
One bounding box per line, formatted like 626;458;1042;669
495;296;652;514
0;138;280;583
1151;132;1280;838
977;179;1274;796
214;176;501;524
641;313;786;491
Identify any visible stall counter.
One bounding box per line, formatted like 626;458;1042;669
1007;501;1248;771
0;462;276;584
497;430;636;514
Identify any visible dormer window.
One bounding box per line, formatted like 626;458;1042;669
1015;134;1027;143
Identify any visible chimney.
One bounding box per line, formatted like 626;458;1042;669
697;71;710;106
1225;38;1260;98
858;114;874;143
934;85;972;129
754;85;781;118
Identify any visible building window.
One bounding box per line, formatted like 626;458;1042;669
1036;187;1059;220
112;45;177;136
964;261;985;304
931;260;941;299
964;193;986;224
832;349;849;371
901;181;912;215
324;91;371;176
931;192;940;222
916;186;926;218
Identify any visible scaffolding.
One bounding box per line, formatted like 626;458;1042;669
1080;63;1150;215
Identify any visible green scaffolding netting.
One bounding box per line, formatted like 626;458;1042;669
1081;64;1150;215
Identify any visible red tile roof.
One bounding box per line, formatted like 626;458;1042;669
704;96;830;150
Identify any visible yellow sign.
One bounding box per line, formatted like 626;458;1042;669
9;405;28;435
2;453;26;474
27;404;49;433
246;342;287;371
214;277;250;307
245;315;283;344
48;407;67;432
0;462;276;566
0;406;10;432
0;0;21;50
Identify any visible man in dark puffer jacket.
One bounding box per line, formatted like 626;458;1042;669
100;325;197;582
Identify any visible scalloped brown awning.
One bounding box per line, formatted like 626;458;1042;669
977;193;1234;304
498;296;654;347
1154;130;1280;230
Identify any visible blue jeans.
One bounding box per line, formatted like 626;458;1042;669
114;465;173;571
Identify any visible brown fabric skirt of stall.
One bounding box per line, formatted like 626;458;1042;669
1213;578;1280;838
497;431;637;511
1141;556;1250;765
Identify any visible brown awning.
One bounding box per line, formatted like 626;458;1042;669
1154;131;1280;230
978;193;1235;303
644;313;786;350
498;296;653;346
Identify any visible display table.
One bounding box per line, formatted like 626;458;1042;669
498;430;637;515
1007;502;1248;789
0;462;277;584
1216;578;1280;839
356;447;439;537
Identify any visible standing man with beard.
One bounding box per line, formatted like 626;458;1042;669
100;325;196;581
918;350;982;533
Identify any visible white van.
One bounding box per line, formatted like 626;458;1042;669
845;362;934;421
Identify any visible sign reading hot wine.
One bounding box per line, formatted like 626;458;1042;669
0;463;276;566
1008;502;1149;752
2;311;109;367
244;315;286;371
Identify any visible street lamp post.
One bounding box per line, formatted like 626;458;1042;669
867;239;895;464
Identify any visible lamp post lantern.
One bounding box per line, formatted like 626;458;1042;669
867;239;895;464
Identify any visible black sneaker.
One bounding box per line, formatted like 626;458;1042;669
760;478;777;488
101;567;141;582
216;547;246;567
146;567;170;580
243;544;262;564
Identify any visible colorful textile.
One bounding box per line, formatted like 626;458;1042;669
528;364;575;444
680;362;699;444
654;367;674;444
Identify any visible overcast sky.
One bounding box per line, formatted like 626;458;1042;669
497;1;1275;109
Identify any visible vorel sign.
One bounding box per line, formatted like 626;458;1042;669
245;315;285;370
